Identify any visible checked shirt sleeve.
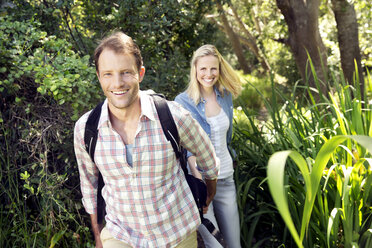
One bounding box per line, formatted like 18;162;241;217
169;101;220;180
73;114;99;215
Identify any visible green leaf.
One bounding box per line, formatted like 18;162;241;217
20;171;30;180
49;230;65;248
267;150;307;248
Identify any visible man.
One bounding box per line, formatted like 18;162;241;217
74;31;219;248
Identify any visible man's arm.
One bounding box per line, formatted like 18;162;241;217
204;178;217;213
187;156;202;180
90;214;103;248
74;118;102;247
188;155;217;213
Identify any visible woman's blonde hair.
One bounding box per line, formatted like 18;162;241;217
186;44;242;104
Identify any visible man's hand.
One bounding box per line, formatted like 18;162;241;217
90;214;104;248
203;178;217;214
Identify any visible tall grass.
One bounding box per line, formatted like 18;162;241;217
0;100;94;247
233;66;372;247
267;136;372;248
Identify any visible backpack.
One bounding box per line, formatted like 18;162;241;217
83;94;227;247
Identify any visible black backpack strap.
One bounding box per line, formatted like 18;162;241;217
151;95;190;176
84;101;104;161
152;95;181;156
84;101;106;225
202;219;228;247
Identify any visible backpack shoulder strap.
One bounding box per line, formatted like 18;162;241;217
83;101;106;224
84;101;104;162
152;94;190;176
151;94;181;159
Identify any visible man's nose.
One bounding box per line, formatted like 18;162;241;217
113;73;124;86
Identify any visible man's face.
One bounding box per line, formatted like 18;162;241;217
97;49;145;113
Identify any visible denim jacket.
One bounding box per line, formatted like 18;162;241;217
175;87;235;159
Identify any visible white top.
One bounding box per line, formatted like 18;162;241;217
206;109;233;179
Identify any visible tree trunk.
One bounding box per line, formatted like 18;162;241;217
276;0;328;95
216;2;251;74
229;3;271;72
331;0;364;98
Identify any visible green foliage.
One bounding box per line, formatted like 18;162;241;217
0;12;101;247
0;14;101;120
10;0;220;99
234;71;289;113
267;136;372;248
233;64;372;247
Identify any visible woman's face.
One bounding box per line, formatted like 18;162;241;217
196;55;220;90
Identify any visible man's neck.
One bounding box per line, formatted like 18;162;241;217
108;97;141;124
108;97;142;145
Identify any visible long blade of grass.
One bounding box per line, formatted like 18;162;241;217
327;208;342;248
267;150;311;248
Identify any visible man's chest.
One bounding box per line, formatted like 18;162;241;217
93;123;177;183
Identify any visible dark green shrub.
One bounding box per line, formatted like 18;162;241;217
0;13;101;247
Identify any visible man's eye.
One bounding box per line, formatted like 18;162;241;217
104;73;112;77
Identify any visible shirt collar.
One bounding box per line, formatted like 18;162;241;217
139;90;156;121
214;86;222;98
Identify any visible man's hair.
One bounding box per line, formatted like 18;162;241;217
186;44;242;104
94;31;143;73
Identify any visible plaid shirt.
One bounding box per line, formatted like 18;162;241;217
74;91;219;248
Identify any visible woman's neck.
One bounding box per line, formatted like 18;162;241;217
201;86;215;100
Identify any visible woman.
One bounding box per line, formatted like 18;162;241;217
175;44;242;248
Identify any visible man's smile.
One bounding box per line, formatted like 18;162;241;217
112;89;129;95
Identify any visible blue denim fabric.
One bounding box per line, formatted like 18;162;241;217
174;87;234;159
198;175;241;248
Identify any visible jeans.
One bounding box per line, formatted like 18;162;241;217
199;175;241;248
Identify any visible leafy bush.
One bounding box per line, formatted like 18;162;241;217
10;0;220;100
0;13;101;247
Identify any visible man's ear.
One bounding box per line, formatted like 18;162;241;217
96;70;100;79
139;66;145;82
